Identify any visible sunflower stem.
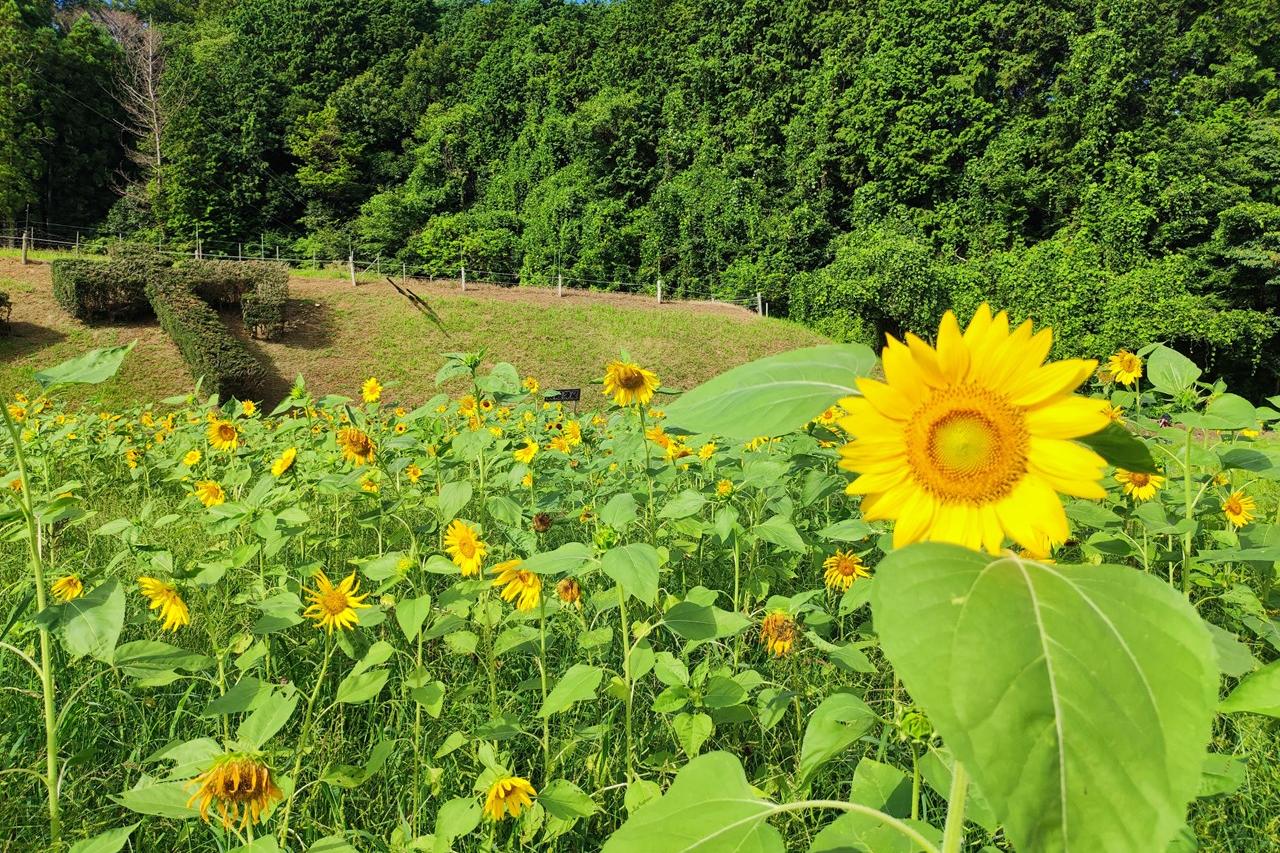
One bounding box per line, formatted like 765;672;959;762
617;585;634;782
941;760;969;853
2;402;61;849
538;597;550;782
277;635;334;846
1181;425;1194;595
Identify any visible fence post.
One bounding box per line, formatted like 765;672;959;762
275;247;280;261
260;235;265;259
75;231;80;256
657;277;663;304
402;262;407;285
348;252;357;287
20;229;28;264
557;273;563;298
756;292;762;314
237;243;242;260
461;266;466;291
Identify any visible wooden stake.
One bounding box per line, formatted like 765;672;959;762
349;252;357;287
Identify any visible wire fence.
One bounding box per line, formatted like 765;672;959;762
0;224;771;315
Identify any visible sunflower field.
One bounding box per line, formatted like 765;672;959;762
3;306;1280;852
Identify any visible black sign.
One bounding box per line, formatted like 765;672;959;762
546;388;581;402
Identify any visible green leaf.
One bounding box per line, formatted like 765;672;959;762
602;752;782;852
1198;394;1257;430
664;344;876;439
872;544;1217;853
434;797;481;848
410;681;446;718
1147;345;1201;395
539;779;599;820
60;580;125;662
797;692;875;783
35;342;135;388
396;592;432;641
1076;423;1158;474
540;664;603;717
600;492;639;529
113;640;212;675
521;541;593;575
320;740;395;788
817;519;874;542
752;516;808;553
68;823;140;853
1198;754;1246;798
113;780;200;819
809;813;940;853
658;489;708;519
602;543;661;605
202;676;270;717
336;668;390;704
237;689;298;749
438;481;473;522
673;711;714;757
850;758;912;817
1220;659;1280;717
663;601;750;641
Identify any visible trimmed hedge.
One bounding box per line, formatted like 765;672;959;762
169;260;289;339
0;291;10;330
51;260;151;321
144;277;264;398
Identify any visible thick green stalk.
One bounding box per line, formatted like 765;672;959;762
941;761;969;853
1181;426;1194;595
617;586;634;781
277;637;334;846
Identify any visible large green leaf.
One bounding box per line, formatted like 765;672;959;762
602;543;661;605
664;344;876;439
1220;660;1280;718
35;342;136;388
60;580;125;662
1076;424;1157;474
603;751;783;852
68;823;140;853
797;692;875;784
521;542;594;575
540;664;604;717
113;780;200;819
1146;345;1201;395
873;544;1217;853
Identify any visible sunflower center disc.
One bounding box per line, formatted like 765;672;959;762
321;589;349;615
906;384;1029;503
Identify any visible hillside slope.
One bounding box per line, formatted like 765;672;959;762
0;259;828;408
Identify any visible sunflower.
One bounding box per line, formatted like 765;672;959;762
302;570;370;632
523;376;540;395
360;474;380;493
394;422;407;435
405;463;422;484
1115;468;1165;501
484;776;537;821
1107;351;1143;386
759;611;796;657
444;519;487;576
837;305;1109;555
194;480;226;507
556;577;582;608
602;360;660;407
207;420;239;451
1223;491;1257;528
563;420;583;446
514;440;538;464
698;442;717;460
717;479;734;496
823;551;870;592
1103;403;1124;422
548;436;572;454
51;575;84;602
138;577;190;632
271;447;296;477
645;425;671;449
186;754;283;830
491;559;542;611
362;377;382;403
241;400;256;417
337;427;376;466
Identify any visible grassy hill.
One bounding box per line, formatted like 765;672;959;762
0;256;827;408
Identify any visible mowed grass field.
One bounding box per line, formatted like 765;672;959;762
0;254;826;407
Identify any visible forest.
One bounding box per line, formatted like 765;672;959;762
2;0;1279;388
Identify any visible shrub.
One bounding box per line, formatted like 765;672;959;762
0;290;10;330
145;276;264;398
50;260;151;321
168;260;289;339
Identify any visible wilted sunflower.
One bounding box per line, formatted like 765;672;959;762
1103;403;1125;422
194;480;225;507
444;519;487;576
491;559;542;611
138;577;190;632
207;419;239;451
759;611;796;657
362;377;382;403
1115;468;1165;501
556;577;582;608
531;512;553;533
823;551;870;592
337;427;376;466
513;440;538;464
187;754;283;830
602;360;660;408
838;305;1109;555
1107;350;1143;386
271;447;296;476
483;776;537;821
51;575;85;602
1223;491;1257;528
303;570;370;632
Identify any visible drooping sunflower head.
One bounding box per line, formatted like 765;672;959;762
444;519;487;576
138;577;190;632
822;551;870;592
483;775;537;821
531;512;553;533
303;570;370;633
271;447;297;477
491;559;542;611
337;427;376;466
52;575;85;602
1107;350;1143;386
514;440;538;464
838;304;1110;555
556;577;582;608
759;611;796;658
1223;491;1256;529
186;754;283;830
194;479;225;507
1115;468;1165;502
362;377;382;403
602;360;660;408
207;420;239;452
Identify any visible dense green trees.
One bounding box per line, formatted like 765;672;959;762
4;0;1279;387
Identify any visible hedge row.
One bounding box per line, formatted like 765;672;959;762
168;260;289;339
51;260;152;321
144;277;264;398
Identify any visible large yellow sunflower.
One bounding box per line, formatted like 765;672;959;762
602;360;660;407
186;754;283;830
1115;468;1165;502
1107;350;1143;386
138;577;190;631
194;480;225;507
337;427;376;466
207;420;239;451
302;570;370;632
513;440;538;464
483;776;537;821
1223;490;1256;528
490;559;542;611
444;519;487;576
271;447;297;477
52;575;85;602
838;305;1109;555
362;377;382;403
